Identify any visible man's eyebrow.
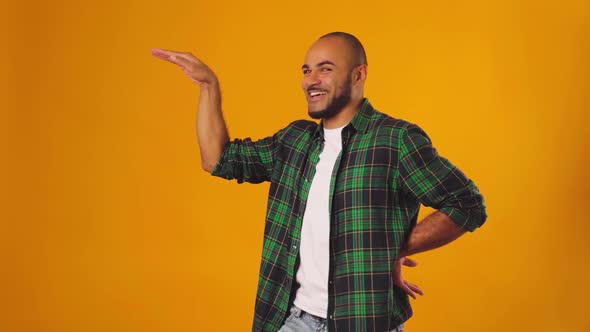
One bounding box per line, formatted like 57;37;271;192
301;61;337;70
317;60;336;67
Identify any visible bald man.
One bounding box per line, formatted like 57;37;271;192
152;32;487;332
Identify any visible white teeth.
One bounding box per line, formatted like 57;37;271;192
309;91;326;97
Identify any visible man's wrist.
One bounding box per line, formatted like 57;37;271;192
200;78;219;88
398;247;408;258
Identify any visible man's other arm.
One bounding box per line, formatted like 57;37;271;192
398;123;488;257
398;211;465;257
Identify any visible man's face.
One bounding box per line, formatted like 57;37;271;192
302;37;355;120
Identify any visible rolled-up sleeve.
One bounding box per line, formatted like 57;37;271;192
398;124;487;231
211;131;281;184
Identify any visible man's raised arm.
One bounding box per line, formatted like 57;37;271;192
151;48;229;173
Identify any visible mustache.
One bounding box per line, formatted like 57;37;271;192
307;85;328;93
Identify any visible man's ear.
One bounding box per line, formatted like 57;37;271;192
354;64;368;84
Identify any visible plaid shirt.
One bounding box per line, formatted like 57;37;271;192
211;99;487;331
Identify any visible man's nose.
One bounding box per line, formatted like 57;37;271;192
304;72;321;87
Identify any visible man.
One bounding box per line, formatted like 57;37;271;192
152;32;487;332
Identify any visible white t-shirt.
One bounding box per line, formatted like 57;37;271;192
293;125;344;318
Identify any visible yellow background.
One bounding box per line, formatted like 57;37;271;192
2;0;589;331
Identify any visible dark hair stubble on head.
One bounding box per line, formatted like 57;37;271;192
308;73;353;120
319;31;368;67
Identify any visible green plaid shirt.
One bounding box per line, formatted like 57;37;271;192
212;99;487;331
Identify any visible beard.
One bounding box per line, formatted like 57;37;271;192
308;75;352;120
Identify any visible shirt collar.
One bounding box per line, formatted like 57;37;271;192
349;98;374;134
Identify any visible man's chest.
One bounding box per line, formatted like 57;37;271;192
268;135;401;220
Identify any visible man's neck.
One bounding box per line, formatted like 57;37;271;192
322;98;363;129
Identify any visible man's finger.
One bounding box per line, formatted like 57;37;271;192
402;257;418;267
402;284;416;299
405;281;424;296
151;48;186;65
172;55;193;70
175;52;199;62
151;48;183;56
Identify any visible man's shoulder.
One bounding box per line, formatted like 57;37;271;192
273;119;318;143
284;119;318;132
279;119;318;135
370;109;420;134
369;110;434;149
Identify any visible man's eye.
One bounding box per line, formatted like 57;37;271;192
303;69;311;74
321;67;332;72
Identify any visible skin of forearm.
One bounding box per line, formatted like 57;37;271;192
399;211;466;257
197;80;229;173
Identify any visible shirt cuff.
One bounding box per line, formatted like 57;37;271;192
210;141;239;181
438;206;486;232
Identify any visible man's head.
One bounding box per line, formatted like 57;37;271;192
302;32;368;120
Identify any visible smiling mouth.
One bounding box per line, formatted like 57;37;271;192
308;90;327;101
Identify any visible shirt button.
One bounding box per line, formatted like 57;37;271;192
329;280;333;285
329;315;334;320
292;245;297;251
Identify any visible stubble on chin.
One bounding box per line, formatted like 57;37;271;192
307;75;353;120
307;93;351;120
308;106;328;119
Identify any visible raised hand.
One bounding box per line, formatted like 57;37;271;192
151;48;217;86
394;257;424;299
